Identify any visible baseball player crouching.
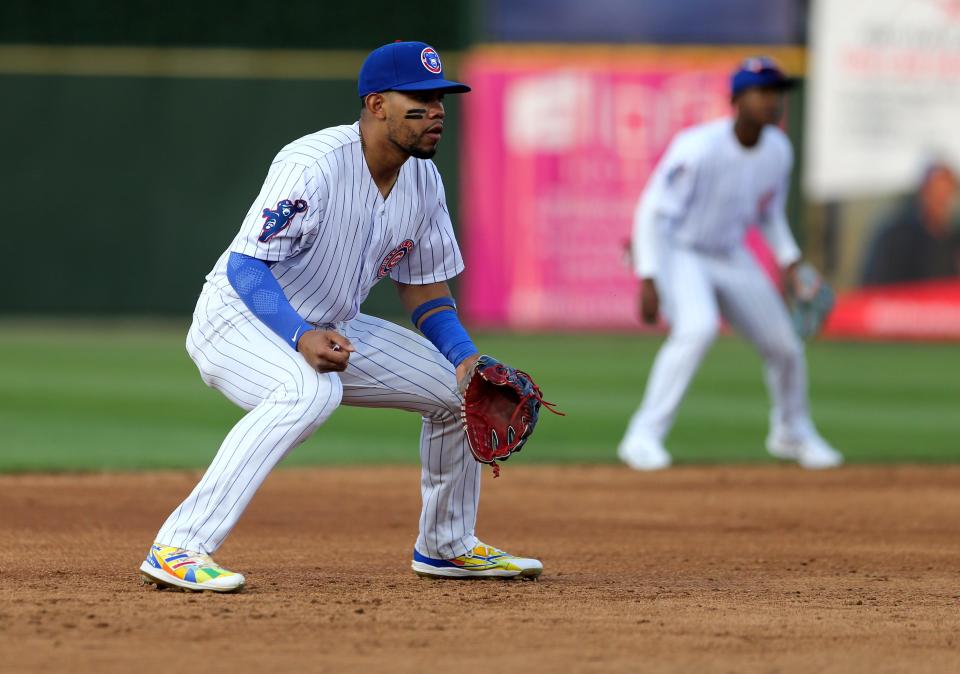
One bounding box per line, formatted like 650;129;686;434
138;42;542;593
619;57;843;472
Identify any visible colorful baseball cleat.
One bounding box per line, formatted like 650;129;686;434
412;542;543;579
139;543;245;593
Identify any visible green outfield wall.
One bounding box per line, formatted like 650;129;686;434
2;60;463;317
1;0;472;317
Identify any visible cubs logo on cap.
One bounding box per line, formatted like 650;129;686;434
421;47;442;74
742;57;774;73
358;41;471;98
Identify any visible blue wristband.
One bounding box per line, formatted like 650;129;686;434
227;252;313;351
411;296;457;327
419;308;478;368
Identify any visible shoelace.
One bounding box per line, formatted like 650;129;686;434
467;545;505;560
169;549;217;569
515;369;565;418
488;372;565;479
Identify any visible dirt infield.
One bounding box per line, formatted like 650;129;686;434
1;466;958;674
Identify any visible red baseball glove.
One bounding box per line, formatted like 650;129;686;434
459;355;563;477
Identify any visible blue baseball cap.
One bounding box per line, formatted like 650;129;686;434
358;41;471;98
731;56;796;97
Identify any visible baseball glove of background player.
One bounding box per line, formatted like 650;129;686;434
788;263;835;340
460;355;563;477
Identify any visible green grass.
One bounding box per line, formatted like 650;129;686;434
1;320;957;471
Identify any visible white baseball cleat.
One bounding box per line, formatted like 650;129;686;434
766;432;843;470
618;432;672;471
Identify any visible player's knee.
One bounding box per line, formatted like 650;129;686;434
768;332;803;365
288;374;343;426
440;386;462;421
672;321;718;352
417;365;460;421
419;380;460;422
774;332;803;363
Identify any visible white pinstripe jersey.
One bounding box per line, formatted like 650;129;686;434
202;122;464;325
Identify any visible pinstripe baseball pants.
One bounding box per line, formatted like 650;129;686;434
155;294;480;559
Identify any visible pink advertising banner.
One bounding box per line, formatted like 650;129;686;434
460;48;773;329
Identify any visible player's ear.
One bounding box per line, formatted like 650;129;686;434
363;93;388;120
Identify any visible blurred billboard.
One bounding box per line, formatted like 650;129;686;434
460;46;802;329
805;0;960;199
806;0;960;338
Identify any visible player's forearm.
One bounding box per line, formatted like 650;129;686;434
226;252;314;351
760;215;802;268
395;281;452;322
396;281;478;368
632;203;663;279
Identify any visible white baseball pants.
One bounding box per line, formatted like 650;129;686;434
155;293;480;559
624;243;815;446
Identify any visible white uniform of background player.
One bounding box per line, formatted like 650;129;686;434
139;42;541;593
619;57;843;471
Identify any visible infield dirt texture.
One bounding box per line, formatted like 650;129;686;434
3;325;959;672
2;465;959;674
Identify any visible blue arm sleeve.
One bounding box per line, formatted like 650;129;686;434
226;252;314;351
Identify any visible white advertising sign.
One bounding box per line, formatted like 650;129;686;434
806;0;960;199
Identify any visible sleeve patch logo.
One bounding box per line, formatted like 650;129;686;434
259;199;308;243
421;47;442;74
377;239;415;278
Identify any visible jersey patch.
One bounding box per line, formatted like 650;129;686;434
421;47;442;74
377;239;415;279
259;199;308;243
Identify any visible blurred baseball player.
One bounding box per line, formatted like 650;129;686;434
619;57;843;471
139;41;542;593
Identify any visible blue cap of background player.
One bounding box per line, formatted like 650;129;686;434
358;41;471;98
731;56;797;97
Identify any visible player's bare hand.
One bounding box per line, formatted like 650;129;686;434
640;278;659;324
455;353;481;393
782;261;801;298
297;329;356;372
